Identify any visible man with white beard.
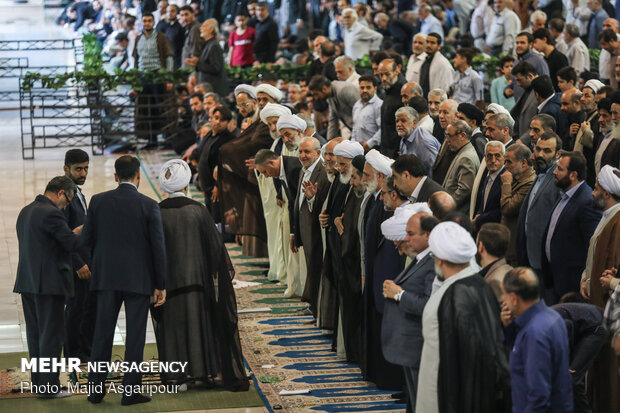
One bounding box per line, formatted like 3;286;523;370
256;103;294;284
396;106;440;176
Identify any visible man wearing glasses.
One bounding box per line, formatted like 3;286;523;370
472;141;507;233
14;176;82;399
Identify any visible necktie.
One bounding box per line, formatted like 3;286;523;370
482;175;494;210
76;187;87;214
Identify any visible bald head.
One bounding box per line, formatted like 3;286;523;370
438;99;459;129
428;191;456;220
502;267;541;317
604;18;620;32
325;137;345;154
401;82;422;104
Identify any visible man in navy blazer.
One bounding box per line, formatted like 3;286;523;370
14;176;81;398
542;151;601;303
62;149;95;361
516;132;562;274
82;156;167;406
472;141;507;233
382;212;438;412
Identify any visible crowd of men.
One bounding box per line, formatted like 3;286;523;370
18;0;620;411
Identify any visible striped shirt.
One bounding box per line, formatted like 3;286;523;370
137;31;161;71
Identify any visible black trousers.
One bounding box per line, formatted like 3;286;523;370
403;366;419;413
88;291;150;398
21;293;65;392
64;276;96;360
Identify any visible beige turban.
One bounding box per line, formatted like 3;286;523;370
428;221;477;264
334;140;364;158
599;165;620;196
256;83;284;102
260;103;292;124
277;114;307;131
159;159;191;193
366;149;394;176
381;203;433;241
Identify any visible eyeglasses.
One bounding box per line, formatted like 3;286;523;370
236;102;252;109
485;153;503;159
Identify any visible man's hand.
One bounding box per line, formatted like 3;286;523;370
319;210;330;228
245;158;256;170
569;123;580;137
211;186;219;203
73;225;83;234
290;235;298;253
383;280;402;300
276;198;284;208
501;170;513;185
334;213;345;235
302;180;318;199
184;56;199;67
600;267;618;290
580;280;590;299
501;301;514;327
153;289;167;307
362;142;370;152
580;121;591;134
77;264;91;280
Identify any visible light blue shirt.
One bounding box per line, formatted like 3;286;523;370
399;127;440;177
420;14;444;39
452;67;484;105
545;181;583;260
351;94;383;148
490;75;516;111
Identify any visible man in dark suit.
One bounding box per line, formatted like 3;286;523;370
15;176;81;398
292;137;330;317
382;212;438;412
516;132;562;274
532;76;567;137
62;149;95;362
83;156;167;405
472;141;507;233
542;151;602;303
391;154;444;203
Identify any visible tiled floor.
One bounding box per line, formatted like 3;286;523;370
0;2;160;354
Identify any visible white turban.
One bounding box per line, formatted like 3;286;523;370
256;83;284;102
584;79;605;93
598;165;620;196
486;103;515;127
234;84;257;99
428;221;477;264
159;159;191;194
277;114;307;132
334;140;364;158
260;103;292;124
381;203;433;241
366;149;394;176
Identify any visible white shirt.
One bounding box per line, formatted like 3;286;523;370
595;131;614;174
345;71;361;85
420;14;444;39
537;94;554;113
343;22;383;61
566;37;591;75
405;52;427;83
410;176;428;202
486;8;520;55
299;157;321;210
418;115;435;134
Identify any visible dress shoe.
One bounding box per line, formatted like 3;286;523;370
121;394;152;405
391;391;406;399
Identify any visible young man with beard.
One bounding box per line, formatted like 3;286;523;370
376;58;406;158
418;33;454;99
179;6;204;69
309;75;359;140
542;151;602;303
580;166;620;413
561;88;585;150
395;106;440;175
392;155;444;203
156;4;184;68
500;143;536;265
509;62;540;143
351;75;382;151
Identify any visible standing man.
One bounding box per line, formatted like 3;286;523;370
63;150;94;362
156;4;184;68
85;156;167;405
179;5;204;69
15;176;81;399
405;33;427;83
451;48;484;107
486;0;520;56
253;1;279;63
377;58;406;158
472;141;507;233
351;75;382;151
476;223;513;301
396;106;440;175
416;222;511;412
419;33;455;99
308;75;359;140
588;0;609;49
392;155;445;203
184;19;228;98
334;56;360;85
542;151;601;303
341;7;383;60
532;28;569;92
501;268;573;413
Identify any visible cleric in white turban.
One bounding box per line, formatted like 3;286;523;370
256;83;284;102
234;84;257;100
159;159;192;195
428;221;477;265
486;103;515;127
260;103;292;124
381;203;433;241
334;140;364;158
276;114;307;132
598;165;620;196
366;149;394;177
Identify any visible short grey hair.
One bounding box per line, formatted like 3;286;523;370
442;99;459;114
297;113;315;129
489;113;514;135
301;136;321;150
485;140;506;155
449;119;472;140
395;106;419;122
413;32;427;41
342;7;357;19
205;92;221;103
204;18;220;37
506;143;533;166
288;83;301;92
530;10;547;23
428;88;448;102
334;55;355;71
255;149;279;166
405;82;423;97
531;113;556;132
419;3;432;13
564;23;580;39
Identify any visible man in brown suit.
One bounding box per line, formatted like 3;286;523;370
292;137;330;317
476;223;513;302
500;143;536;265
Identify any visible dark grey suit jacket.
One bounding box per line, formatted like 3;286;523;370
14;195;80;296
416;177;445;202
516;164;560;270
381;253;435;368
